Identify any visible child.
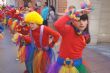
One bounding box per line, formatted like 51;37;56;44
24;11;60;73
48;11;91;73
12;20;35;73
11;9;34;72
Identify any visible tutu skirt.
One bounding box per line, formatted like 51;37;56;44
33;47;55;73
18;43;35;73
48;57;90;73
25;43;35;73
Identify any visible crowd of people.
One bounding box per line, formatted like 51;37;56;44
0;0;93;73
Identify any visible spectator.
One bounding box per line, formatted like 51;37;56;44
41;2;49;26
47;5;56;28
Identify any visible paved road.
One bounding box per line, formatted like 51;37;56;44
87;43;110;58
0;28;25;73
83;44;110;73
0;28;110;73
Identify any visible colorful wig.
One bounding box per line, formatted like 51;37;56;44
24;11;43;25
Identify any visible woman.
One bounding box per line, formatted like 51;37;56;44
47;5;56;29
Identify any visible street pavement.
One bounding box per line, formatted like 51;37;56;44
0;28;110;73
84;44;110;73
0;28;25;73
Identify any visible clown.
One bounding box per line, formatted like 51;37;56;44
24;11;60;73
12;20;35;73
48;2;92;73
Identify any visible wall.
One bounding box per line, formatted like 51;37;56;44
89;0;110;44
89;0;101;44
98;0;110;43
67;0;81;9
57;0;67;15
